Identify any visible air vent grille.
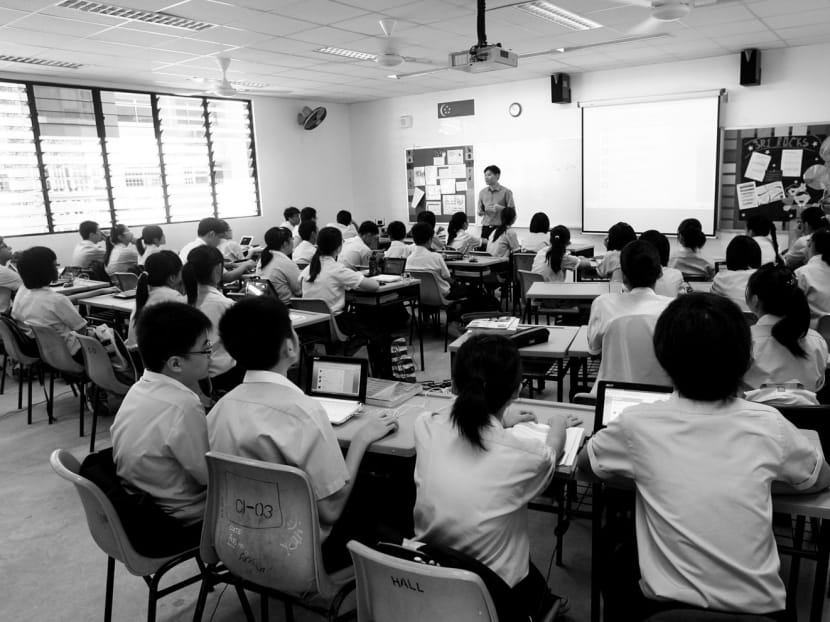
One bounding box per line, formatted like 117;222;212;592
0;55;82;69
57;0;216;32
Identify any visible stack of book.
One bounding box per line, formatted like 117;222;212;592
466;316;520;335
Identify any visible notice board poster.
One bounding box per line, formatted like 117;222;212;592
405;145;474;222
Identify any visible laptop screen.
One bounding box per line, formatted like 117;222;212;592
307;356;367;401
596;382;672;430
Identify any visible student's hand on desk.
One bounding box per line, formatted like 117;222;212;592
503;408;537;428
563;414;582;427
356;412;399;444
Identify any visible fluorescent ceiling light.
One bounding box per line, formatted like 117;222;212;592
57;0;216;32
0;55;82;69
516;1;602;31
316;47;376;61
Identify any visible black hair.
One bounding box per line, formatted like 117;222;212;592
300;206;317;222
800;207;829;233
483;164;501;177
307;226;342;283
17;246;57;289
451;334;521;450
546;225;571;273
677;218;706;251
447;212;467;246
416;210;437;228
620;240;662;289
220;296;293;370
135;301;211;373
387;221;406;241
196;217;228;237
79;220;99;240
136;250;182;317
639;230;670;267
259;227;294;271
283;206;300;220
606;222;637;251
813;227;830;265
357;220;379;237
336;210;352;226
298;220;317;241
725;235;762;270
182;245;224;305
411;222;434;246
746;264;810;358
654;293;751;401
136;225;163;257
529;212;551;234
105;224;129;264
746;214;780;262
491;206;516;243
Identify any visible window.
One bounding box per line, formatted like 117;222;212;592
208;99;259;219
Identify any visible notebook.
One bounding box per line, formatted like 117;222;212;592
113;289;137;299
365;378;421;408
594;381;673;431
306;355;368;425
370;274;403;284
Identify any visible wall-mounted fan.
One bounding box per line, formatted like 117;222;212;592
186;56;290;97
297;106;327;130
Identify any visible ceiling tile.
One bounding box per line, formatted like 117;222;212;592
275;0;369;23
11;13;116;37
88;26;180;47
226;10;317;35
762;7;830;29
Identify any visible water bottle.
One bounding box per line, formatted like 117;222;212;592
368;253;378;277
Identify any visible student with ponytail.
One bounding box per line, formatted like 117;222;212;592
784;207;829;269
105;224;139;275
485;207;520;258
531;225;589;282
130;250;184;343
669;218;715;279
136;225;165;266
446;212;480;256
746;214;781;266
414;334;576;621
257;226;301;304
796;227;830;327
710;235;761;312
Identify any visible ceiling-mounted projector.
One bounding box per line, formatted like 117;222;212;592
449;44;518;73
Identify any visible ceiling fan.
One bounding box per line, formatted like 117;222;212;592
372;19;439;68
606;0;731;35
184;56;291;97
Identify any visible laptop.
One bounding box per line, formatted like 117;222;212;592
306;355;368;425
382;257;406;275
245;279;279;299
594;381;673;432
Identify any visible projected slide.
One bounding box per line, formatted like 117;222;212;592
582;96;720;235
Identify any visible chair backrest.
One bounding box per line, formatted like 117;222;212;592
644;610;776;622
774;405;830;457
29;323;84;375
517;269;543;299
817;314;830;349
0;315;40;365
595;314;671;393
512;252;535;274
113;272;138;292
347;541;499;622
290;297;347;342
200;451;336;596
76;334;133;395
406;271;444;307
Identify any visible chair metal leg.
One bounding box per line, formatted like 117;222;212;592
787;515;805;613
234;586;256;622
18;363;23;410
28;368;34;424
47;370;55;424
147;580;158;622
1;351;7;394
105;556;115;622
89;385;99;453
284;602;295;622
192;577;211;622
260;594;269;622
79;381;85;438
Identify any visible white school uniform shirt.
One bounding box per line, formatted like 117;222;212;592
218;239;245;262
338;236;371;270
195;284;235;377
587;394;821;613
784;234;811;269
280;220;298;236
0;264;22;314
753;235;778;265
405;245;452;299
139;244;163;266
520;232;549;252
12;286;87;355
111;370;209;525
587;287;673;355
743;314;828;391
653;266;685;298
413;411;557;587
327;222;358;240
384;240;412;259
71;239;106;268
128;286;186;344
447;230;481;255
596;250;622;281
710;269;755;313
106;243;139;275
668;247;715;279
300;256;364;315
179;237;207;263
796;255;830;329
486;228;520;258
207;370;349;538
531;248;579;282
258;250;302;305
292;240;316;264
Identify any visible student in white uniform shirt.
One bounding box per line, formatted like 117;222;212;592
71;220;106;268
521;212;551;252
292;220;317;265
128;250;185;344
710;235;761;313
136;225;165;266
257;226;301;305
639;230;685;297
111;302;212;554
578;293;830;621
179;217;255;283
0;237;21;314
414;334;578;621
796;227;830;328
207;296;399;571
105;224;139;275
669;218;715;279
746;214;781;266
596;222;636;281
532;225;589;282
183;245;243;394
414;210;447;251
327;210;359;240
486;207;520;258
445;212;480;255
280;205;300;235
405;223;468;301
338;220;378;270
743;264;828;392
784;207;829;269
383;221;412;259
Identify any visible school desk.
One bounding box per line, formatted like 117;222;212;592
565;325;596;401
527;281;610;302
51;278;112;297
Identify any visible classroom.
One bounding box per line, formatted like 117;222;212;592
1;1;830;621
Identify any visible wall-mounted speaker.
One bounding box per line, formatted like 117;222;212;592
740;48;761;86
551;73;571;103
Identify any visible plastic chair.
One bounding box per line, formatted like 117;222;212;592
193;452;356;622
517;270;580;325
76;334;134;453
290;297;349;343
817;314;830;349
112;272;138;292
0;315;42;424
49;449;204;622
406;270;466;352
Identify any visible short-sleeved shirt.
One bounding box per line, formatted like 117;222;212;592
668;247;715;279
486;228;520;258
338;236;371;270
106;243;139;275
596;250;622;281
753;236;778;265
784;234;811;269
179;238;207;263
413;411;557;587
128;286;186;344
586;394;822;613
300;256;364;314
653;266;685;298
71;240;106;268
292;240;316;264
0;264;22;313
384;240;412;259
139;244;163;266
710;269;755;313
447;230;481;255
327;222;358;240
520;232;549;253
12;286;87;354
258;250;301;305
207;370;350;537
405;245;452;298
587;287;672;355
111;370;209;524
218;239;245;262
195;285;235;377
531;248;579;282
477;184;515;227
796;255;830;329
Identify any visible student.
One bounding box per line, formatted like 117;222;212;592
577;293;830;621
669;218;715;279
328;209;358;240
477;164;515;241
207;296;399;571
281;205;300;233
129;250;185;343
596;222;636;281
71;220;106;268
384;221;412;259
0;237;21;314
639;230;685;297
217;226;246;262
257;226;301;304
710;235;761;313
746;214;781;266
179;218;255;281
414;334;576;621
796;227;830;328
136;225;165;266
743;264;827;392
293;220;317;265
531;225;588;282
416;210;447;250
785;206;829;269
587;240;672;355
338;220;379;270
446;212;480;256
12;246;88;361
486;206;520;258
183;245;243;394
406;223;464;300
111;301;212;551
105;224;139;275
522;212;551;252
297;206;318;246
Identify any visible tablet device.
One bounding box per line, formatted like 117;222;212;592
594;381;673;431
239;235;253;246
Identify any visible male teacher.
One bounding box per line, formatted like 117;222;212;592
477;164;515;241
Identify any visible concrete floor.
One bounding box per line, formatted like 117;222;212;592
0;329;826;621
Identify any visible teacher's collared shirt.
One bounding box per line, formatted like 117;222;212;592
478;184;515;227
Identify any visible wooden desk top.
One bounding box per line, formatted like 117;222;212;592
567;325;591;358
51;279;112;296
527;282;610;300
445;256;508;270
448;325;579;359
690;281;714;293
289;310;330;330
80;293;135;313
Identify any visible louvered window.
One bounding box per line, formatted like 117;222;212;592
208;99;259;219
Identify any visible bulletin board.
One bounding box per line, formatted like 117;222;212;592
720;123;829;229
405;145;474;223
